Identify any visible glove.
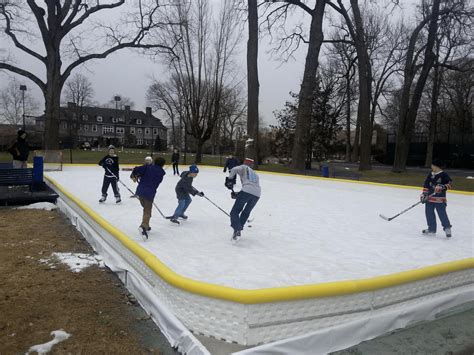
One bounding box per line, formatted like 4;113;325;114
420;193;429;204
434;184;445;194
231;191;239;199
225;177;236;190
131;176;137;183
198;191;204;197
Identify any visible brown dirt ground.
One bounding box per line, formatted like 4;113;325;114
0;208;170;354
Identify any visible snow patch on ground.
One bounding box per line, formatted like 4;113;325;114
17;202;57;211
40;253;104;272
26;329;71;354
466;176;474;179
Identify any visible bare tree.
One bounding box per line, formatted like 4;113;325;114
155;0;243;163
0;1;178;149
0;78;38;126
262;0;327;170
62;73;94;108
391;0;470;172
246;0;259;165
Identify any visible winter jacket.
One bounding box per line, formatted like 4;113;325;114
9;138;29;161
175;171;199;200
423;170;452;203
98;155;120;178
228;165;261;198
223;157;239;172
171;152;180;163
132;164;166;200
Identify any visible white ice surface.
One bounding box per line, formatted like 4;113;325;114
40;252;104;272
26;329;71;354
17;202;57;211
46;166;473;289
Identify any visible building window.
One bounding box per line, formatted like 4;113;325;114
116;127;125;134
102;125;114;134
137;128;142;134
145;128;150;135
92;124;97;132
84;125;89;131
97;116;103;122
137;119;142;125
153;128;158;135
130;127;135;134
136;138;143;145
62;122;67;129
82;114;88;121
112;117;118;123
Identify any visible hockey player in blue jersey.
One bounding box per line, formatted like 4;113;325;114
420;159;452;238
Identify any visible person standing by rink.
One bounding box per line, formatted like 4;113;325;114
98;145;121;203
225;158;261;242
420;158;453;238
223;154;239;173
9;129;29;168
131;156;166;238
171;148;180;176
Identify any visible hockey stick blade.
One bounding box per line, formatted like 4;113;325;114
379;214;391;221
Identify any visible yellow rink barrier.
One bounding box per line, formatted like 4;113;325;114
45;171;474;304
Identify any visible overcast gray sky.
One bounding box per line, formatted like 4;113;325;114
0;0;414;127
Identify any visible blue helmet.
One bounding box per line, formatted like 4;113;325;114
189;165;199;174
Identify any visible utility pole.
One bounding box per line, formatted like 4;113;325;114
19;85;27;130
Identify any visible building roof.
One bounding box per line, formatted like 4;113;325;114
37;105;167;130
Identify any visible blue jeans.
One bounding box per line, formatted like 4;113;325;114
425;202;451;232
173;197;192;218
230;191;259;232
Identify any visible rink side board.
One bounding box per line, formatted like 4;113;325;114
46;174;474;304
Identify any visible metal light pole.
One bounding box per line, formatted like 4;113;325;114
114;96;121;145
19;85;27;130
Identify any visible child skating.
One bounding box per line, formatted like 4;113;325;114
168;165;204;224
420;159;453;238
98;145;121;203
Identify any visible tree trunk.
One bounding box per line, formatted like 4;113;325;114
43;77;62;150
351;0;372;171
246;0;259;167
290;0;326;171
351;117;360;162
392;0;441;172
345;74;351;162
425;63;441;168
195;140;204;164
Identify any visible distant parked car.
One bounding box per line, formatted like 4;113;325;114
81;142;91;150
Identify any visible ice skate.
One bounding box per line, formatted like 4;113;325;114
115;196;121;204
99;195;106;203
139;226;148;240
179;215;188;220
444;227;452;238
170;218;180;225
231;230;241;243
422;229;436;236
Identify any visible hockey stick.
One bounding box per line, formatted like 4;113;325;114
379;194;434;221
203;195;230;217
106;167;166;219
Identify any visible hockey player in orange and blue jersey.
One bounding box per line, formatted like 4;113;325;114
420;159;452;238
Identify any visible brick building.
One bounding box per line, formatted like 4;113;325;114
35;103;167;149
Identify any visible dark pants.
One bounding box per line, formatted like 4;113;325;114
173;162;179;175
425;202;451;232
173;197;192;218
101;176;120;197
230;191;259;232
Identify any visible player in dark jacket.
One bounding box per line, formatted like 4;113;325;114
98;145;121;203
171;149;180;175
168;165;204;224
223;155;239;173
420;158;452;238
131;156;166;236
9;130;29;168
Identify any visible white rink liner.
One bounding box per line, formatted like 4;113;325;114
46;166;473;289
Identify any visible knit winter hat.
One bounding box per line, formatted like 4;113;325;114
108;145;116;150
145;156;153;162
17;129;26;137
243;158;254;165
189;165;199;174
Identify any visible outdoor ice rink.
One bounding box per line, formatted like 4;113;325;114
46;165;473;289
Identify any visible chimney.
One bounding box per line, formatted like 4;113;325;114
125;105;130;111
146;107;152;117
